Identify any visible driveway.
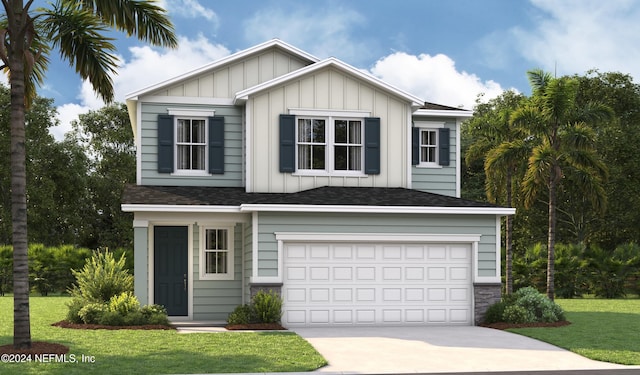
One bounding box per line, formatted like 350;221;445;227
291;326;635;373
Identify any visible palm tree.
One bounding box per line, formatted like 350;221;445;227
512;69;611;300
1;0;177;349
465;90;527;294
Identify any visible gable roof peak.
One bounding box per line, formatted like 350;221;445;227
125;38;319;100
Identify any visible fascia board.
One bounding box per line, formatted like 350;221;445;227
125;39;319;100
240;204;515;216
234;57;424;107
121;204;242;213
413;108;474;118
122;203;515;216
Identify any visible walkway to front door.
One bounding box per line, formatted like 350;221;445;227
154;226;188;316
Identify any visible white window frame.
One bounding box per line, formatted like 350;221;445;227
415;121;444;169
199;225;235;280
173;117;208;176
292;111;367;177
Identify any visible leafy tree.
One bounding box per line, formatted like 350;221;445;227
1;0;176;349
512;69;611;299
66;103;136;249
465;90;527;294
0;85;90;245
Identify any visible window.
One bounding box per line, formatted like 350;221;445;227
296;116;364;174
200;226;234;280
419;129;438;164
157;113;225;175
176;118;207;171
334;120;362;171
412;122;449;167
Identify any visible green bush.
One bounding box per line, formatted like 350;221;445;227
252;290;283;324
66;298;89;323
98;310;126;326
227;290;283;325
78;303;108;324
108;291;140;315
140;305;170;326
484;286;565;324
69;250;133;302
228;304;256;325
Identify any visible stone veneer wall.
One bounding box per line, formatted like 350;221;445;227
474;283;502;325
249;283;282;298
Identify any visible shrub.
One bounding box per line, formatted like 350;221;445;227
108;291;140;315
69;250;133;302
227;290;284;325
66;298;89;323
98;310;126;326
78;303;108;324
228;304;256;325
484;286;565;324
251;290;283;324
123;311;147;326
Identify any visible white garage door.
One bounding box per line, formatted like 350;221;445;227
282;242;472;327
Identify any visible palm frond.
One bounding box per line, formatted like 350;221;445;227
42;2;119;103
75;0;177;48
522;143;555;208
527;68;552;95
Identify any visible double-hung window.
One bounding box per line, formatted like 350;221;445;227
157;111;225;175
200;226;234;280
419;128;438;165
412;121;450;168
176;118;207;172
295;116;364;174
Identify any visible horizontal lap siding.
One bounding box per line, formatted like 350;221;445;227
257;212;499;278
140;103;243;186
192;224;243;320
412;119;457;197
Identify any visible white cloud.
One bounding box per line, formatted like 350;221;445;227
243;5;374;64
511;0;640;79
370;52;506;109
52;34;230;141
157;0;218;22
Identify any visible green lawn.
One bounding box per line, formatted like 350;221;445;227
509;299;640;365
0;296;327;374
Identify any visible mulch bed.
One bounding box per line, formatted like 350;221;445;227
0;341;69;355
481;321;571;330
225;323;286;330
51;320;175;330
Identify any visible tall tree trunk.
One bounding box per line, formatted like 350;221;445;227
505;169;513;295
7;0;31;349
546;169;557;301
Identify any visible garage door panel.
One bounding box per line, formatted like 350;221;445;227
283;242;472;326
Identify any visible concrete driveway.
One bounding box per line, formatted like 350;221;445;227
291;326;635;373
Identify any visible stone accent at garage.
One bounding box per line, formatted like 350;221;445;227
473;283;501;324
250;283;283;297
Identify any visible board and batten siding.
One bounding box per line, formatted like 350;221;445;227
192;224;243;320
146;49;311;99
255;212;499;278
412;118;458;197
248;67;411;193
139;103;244;186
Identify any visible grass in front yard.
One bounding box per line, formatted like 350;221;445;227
508;299;640;365
0;296;327;374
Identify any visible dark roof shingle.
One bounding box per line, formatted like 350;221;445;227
122;185;496;208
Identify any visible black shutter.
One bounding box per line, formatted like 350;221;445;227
438;127;450;166
364;117;381;174
209;116;224;174
279;114;296;173
157;114;174;173
411;127;420;165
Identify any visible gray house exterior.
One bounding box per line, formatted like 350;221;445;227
122;39;513;326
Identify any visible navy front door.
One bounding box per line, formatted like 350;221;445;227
154;226;188;316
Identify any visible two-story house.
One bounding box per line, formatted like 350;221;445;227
122;39;514;327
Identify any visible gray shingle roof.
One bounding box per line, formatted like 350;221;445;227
122;185;497;208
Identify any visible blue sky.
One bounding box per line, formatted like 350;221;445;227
4;0;640;139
